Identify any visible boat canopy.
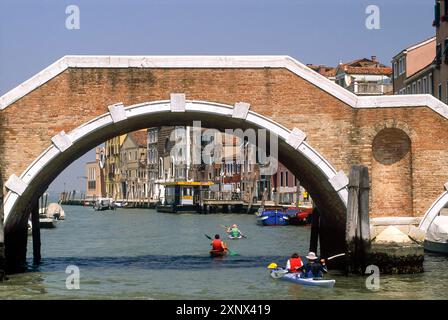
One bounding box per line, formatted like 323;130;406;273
426;216;448;242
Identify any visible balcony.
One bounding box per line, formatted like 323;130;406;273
347;82;393;96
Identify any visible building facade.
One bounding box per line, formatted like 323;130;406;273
120;131;148;201
335;57;392;95
147;127;159;200
434;0;448;103
85;147;106;199
104;135;126;199
392;37;436;95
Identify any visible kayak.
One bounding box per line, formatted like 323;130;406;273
270;268;335;288
210;249;227;257
228;235;243;240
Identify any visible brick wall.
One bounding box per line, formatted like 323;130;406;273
2;67;448;218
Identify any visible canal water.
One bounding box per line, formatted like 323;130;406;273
1;206;447;300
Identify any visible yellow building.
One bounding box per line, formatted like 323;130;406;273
105;134;127;199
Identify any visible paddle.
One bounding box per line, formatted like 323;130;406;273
326;253;346;261
220;225;247;238
204;234;238;256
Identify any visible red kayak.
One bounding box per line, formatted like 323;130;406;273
210;249;227;257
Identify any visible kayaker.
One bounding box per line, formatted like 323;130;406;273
285;253;303;273
227;224;243;238
211;234;227;253
300;252;328;278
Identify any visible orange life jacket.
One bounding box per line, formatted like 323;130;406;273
212;239;224;251
288;257;303;273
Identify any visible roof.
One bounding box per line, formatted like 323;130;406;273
129;130;147;147
392;36;436;60
306;64;336;78
337;58;392;76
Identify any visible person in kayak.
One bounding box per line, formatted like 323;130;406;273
211;234;227;253
286;253;303;273
227;224;243;238
300;252;328;278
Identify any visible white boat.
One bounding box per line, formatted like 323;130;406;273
424;216;448;254
93;198;116;211
39;217;57;229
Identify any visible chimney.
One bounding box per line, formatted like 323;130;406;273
371;55;377;62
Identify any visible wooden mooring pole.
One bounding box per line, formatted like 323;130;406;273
345;165;371;274
31;199;41;265
0;173;5;281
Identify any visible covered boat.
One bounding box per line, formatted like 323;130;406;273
257;208;289;226
157;181;213;213
424;216;448;254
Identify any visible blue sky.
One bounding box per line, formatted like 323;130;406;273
0;0;435;193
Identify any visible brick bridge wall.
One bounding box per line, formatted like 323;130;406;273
1;65;448;218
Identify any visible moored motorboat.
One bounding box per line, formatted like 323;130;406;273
285;207;313;225
269;268;335;288
93;198;116;211
39;217;57;229
256;208;289;226
424;216;448;254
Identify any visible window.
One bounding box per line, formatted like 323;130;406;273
417;80;422;94
88;181;96;190
446;80;448;103
429;74;433;95
398;57;405;75
285;172;289;187
439;83;443;100
159;158;164;179
445;39;448;64
393;62;398;79
423;77;427;94
407;85;411;94
280;172;284;187
435;2;441;27
436;43;442;66
412;82;416;94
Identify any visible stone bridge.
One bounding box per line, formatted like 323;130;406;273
1;55;448;270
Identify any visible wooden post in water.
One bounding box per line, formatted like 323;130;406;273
346;166;361;274
0;173;5;281
31;199;41;265
345;165;371;274
358;166;371;271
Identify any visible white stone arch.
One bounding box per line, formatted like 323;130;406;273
3;99;349;230
419;189;448;232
